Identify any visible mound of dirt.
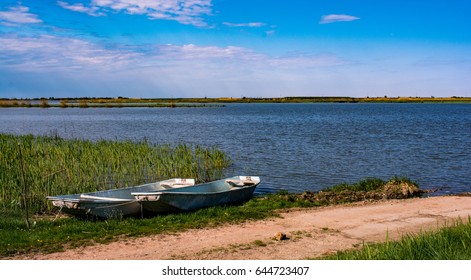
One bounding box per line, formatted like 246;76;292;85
294;180;424;204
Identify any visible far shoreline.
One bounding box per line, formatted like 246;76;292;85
1;96;471;108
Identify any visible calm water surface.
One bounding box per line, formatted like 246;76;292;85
1;103;470;195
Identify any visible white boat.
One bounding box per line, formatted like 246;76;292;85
47;178;195;218
132;176;260;214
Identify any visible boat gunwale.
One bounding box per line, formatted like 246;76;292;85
131;176;260;197
45;178;196;202
131;185;258;197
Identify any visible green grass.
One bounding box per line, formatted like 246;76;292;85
323;177;418;193
2;190;469;259
325;218;471;260
0;133;231;212
323;177;387;192
0;191;319;257
293;177;423;205
0;180;428;258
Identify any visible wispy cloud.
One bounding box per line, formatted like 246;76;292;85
319;14;360;24
0;5;42;26
57;0;213;27
0;32;350;73
269;53;351;69
223;22;266;28
154;44;265;62
0;34;139;71
0;32;355;97
57;1;105;17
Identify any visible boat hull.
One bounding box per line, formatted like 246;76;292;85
132;176;260;213
47;178;195;218
49;198;141;219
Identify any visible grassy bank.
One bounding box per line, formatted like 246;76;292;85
0;193;301;256
0;99;224;108
0;177;428;258
0;133;231;212
325;218;471;260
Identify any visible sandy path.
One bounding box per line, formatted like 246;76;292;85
17;195;471;260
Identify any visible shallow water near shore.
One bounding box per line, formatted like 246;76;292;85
1;103;470;195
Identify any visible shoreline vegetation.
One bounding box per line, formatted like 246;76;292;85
1;96;470;108
0;133;231;212
1;133;470;259
325;217;471;260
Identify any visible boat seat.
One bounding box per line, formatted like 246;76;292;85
160;183;193;189
226;180;255;187
79;194;131;201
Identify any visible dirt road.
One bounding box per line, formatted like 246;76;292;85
18;195;471;260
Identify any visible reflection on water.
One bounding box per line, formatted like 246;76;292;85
1;103;470;195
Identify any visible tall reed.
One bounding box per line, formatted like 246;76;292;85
0;133;231;213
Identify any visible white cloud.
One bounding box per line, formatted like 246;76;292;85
0;35;139;71
223;22;266;28
319;14;360;24
57;0;213;27
154;44;266;62
141;44;350;70
0;32;357;98
269;53;351;69
57;1;105;17
0;32;353;73
0;5;42;25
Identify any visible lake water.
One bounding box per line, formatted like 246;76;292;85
1;103;470;196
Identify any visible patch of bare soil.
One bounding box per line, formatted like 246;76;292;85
13;195;471;260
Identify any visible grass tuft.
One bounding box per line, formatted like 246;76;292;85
326;217;471;260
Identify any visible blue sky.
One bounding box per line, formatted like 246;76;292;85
0;0;470;98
